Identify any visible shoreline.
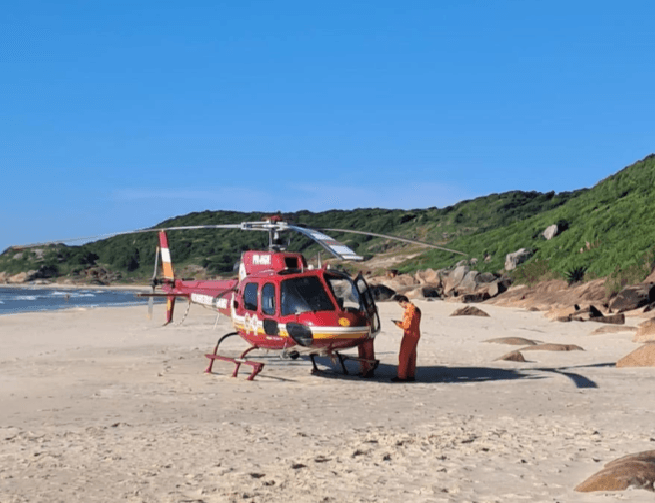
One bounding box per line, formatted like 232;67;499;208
0;281;151;291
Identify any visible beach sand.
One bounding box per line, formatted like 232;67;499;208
1;300;655;502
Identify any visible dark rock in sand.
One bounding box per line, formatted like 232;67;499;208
609;284;655;313
421;287;442;299
484;337;539;345
575;450;655;492
590;325;636;335
370;284;396;301
519;343;584;351
495;350;526;362
450;306;490;317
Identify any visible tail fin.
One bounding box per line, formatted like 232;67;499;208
159;231;176;280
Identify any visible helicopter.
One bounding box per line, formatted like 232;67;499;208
136;215;466;380
12;215;466;380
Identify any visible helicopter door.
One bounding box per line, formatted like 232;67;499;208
354;273;380;335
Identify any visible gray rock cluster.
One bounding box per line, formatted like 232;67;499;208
368;262;512;303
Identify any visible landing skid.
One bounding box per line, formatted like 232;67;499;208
310;352;379;377
204;332;265;381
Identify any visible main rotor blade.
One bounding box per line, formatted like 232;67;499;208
318;228;467;256
11;224;246;248
288;225;363;261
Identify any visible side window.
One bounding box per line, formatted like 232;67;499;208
261;283;276;316
244;282;258;311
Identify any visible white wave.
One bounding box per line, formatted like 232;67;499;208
50;291;96;298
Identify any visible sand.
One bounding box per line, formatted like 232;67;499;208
2;300;655;502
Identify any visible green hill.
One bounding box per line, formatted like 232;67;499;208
2;154;655;290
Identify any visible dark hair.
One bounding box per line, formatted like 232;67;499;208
393;294;409;303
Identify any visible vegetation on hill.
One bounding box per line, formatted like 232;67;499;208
2;154;655;289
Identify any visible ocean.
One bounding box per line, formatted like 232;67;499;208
0;286;159;316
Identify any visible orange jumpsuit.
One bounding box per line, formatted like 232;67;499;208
397;303;421;379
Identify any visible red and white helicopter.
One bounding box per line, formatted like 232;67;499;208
15;216;465;380
136;216;465;379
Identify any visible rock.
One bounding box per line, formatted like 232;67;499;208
476;272;497;283
575;450;655;492
590;326;636;335
460;270;480;292
495;350;526;362
404;287;425;300
634;318;655;343
443;265;470;294
461;292;491;303
391;274;418;287
8;271;34;283
617;343;655;367
504;248;533;271
542;224;560;241
414;269;439;285
370;284;396;301
421;287;442;299
609;284;655;313
488;278;511;297
520;343;583;351
450;306;490;317
484;337;539;345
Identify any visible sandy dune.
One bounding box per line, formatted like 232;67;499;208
1;300;655;502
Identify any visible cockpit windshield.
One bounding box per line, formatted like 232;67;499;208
325;274;361;312
280;276;335;316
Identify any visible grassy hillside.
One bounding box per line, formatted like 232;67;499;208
405;154;655;287
2;154;654;287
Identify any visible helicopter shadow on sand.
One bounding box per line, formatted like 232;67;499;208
302;356;604;389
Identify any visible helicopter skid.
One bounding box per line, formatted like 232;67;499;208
310;352;379;376
205;346;264;381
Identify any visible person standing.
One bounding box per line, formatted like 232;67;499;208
391;295;421;382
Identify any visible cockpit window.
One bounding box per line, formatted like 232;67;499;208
280;276;335;315
325;275;361;311
244;282;258;311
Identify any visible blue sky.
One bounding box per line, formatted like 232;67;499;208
2;1;654;252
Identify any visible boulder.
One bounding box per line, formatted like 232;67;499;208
421;287;442;299
484;337;539;345
476;272;497;284
487;278;511;297
495;350;526;362
542;224;560;241
8;271;35;283
634;318;655;343
461;292;491;303
617;343;655;367
591;325;636;335
404;287;425;300
520;343;583;351
370;284;396;301
609;284;655;313
504;248;533;271
459;270;480;292
414;268;439;285
450;306;490;317
575;450;655;492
